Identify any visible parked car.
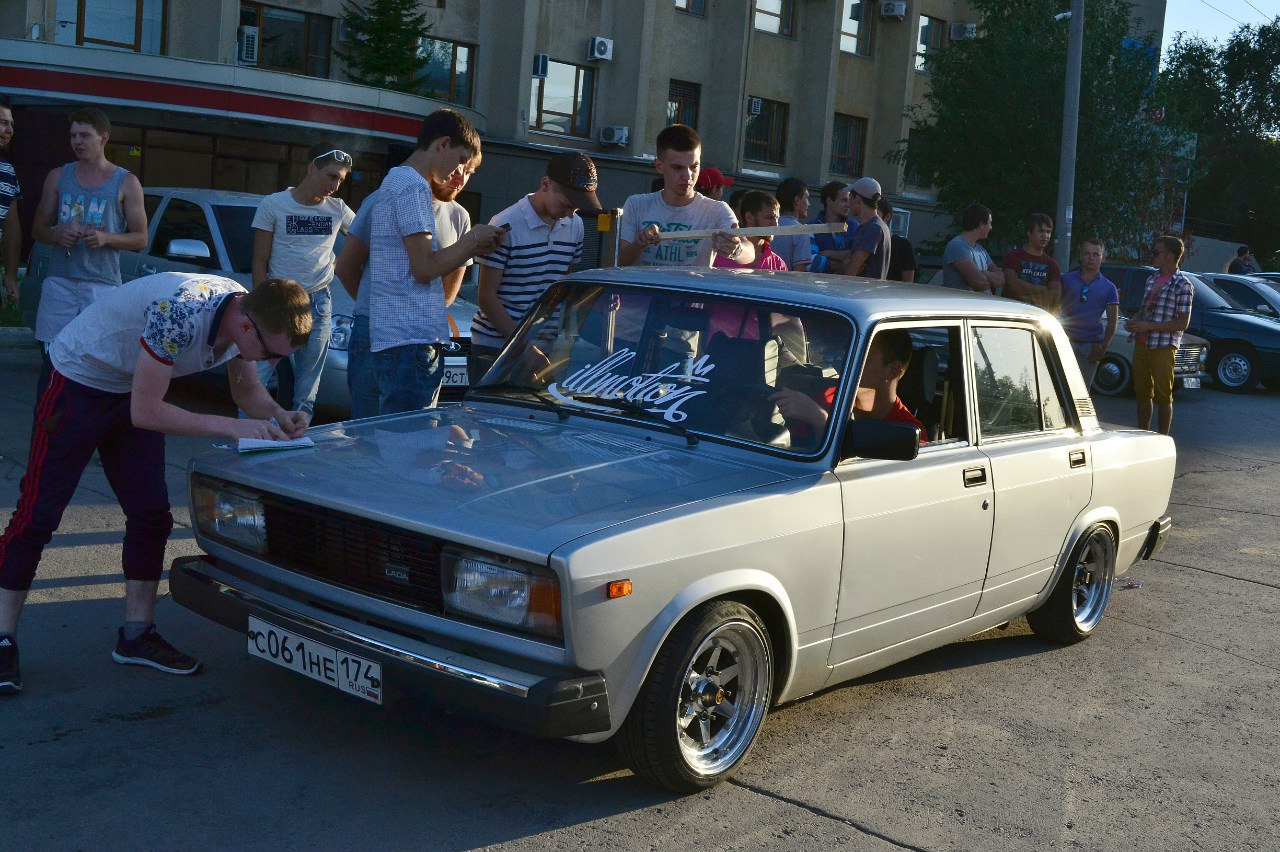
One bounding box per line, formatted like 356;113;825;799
20;187;476;411
1091;326;1209;397
170;268;1175;792
1198;273;1280;321
1102;264;1280;392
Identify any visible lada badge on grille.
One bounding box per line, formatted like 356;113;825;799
384;566;411;584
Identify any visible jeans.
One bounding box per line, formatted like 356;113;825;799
347;315;380;420
257;285;332;417
373;341;444;415
1071;340;1101;390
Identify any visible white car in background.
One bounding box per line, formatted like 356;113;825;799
22;187;475;412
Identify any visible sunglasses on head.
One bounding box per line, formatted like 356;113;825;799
312;149;353;166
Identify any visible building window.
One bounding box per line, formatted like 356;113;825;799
754;0;795;37
53;0;166;54
744;97;788;164
239;3;332;78
530;60;595;138
916;15;946;71
675;0;706;15
414;37;475;106
830;114;867;176
904;127;927;188
668;80;701;129
840;0;873;55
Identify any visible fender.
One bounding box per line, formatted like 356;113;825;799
1029;507;1120;612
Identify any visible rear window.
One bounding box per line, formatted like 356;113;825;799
212;205;257;274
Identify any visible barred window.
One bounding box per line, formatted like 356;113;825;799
830;114;867;176
744;97;788;165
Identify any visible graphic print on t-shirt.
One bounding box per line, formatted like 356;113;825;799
59;192;110;227
286;214;336;236
644;221;698;264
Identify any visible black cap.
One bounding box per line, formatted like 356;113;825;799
547;152;601;210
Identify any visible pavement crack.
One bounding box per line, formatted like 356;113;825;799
1179;445;1280;466
1154;556;1280;591
727;778;934;851
1169;500;1280;519
1108;612;1280;674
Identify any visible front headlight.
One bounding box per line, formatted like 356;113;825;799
329;314;353;351
193;476;267;554
441;547;561;640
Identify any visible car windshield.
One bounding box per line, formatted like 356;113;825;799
471;282;855;454
212;205;257;274
1184;274;1234;310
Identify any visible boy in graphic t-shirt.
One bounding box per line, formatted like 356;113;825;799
619;124;753;268
1002;212;1062;312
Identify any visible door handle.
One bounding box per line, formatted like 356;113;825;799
140;263;158;276
963;466;987;487
1069;450;1086;468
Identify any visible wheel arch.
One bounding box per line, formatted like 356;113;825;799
1030;511;1120;613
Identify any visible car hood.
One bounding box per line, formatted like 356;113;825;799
1199;307;1280;341
191;404;797;558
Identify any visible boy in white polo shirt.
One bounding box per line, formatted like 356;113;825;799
469;152;597;377
251;142;356;421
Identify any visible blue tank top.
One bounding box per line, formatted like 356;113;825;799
48;163;129;285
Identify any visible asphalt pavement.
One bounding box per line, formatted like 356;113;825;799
0;340;1277;852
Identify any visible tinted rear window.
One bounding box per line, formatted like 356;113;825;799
212;205;257;274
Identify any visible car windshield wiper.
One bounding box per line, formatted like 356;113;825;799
570;394;699;446
469;382;569;420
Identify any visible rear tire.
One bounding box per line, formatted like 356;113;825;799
1027;525;1117;644
618;600;773;792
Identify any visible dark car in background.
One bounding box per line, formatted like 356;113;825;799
1199;273;1280;321
1102;264;1280;392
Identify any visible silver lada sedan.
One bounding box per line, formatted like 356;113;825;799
171;268;1176;792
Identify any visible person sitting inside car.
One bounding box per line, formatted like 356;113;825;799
772;328;926;445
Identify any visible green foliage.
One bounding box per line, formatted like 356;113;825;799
337;0;431;94
1158;18;1280;267
897;0;1169;258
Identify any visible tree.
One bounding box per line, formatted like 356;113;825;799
337;0;431;93
1158;18;1280;267
896;0;1171;259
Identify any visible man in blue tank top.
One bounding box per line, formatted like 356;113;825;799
31;106;147;350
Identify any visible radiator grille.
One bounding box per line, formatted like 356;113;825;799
1175;345;1204;373
263;498;445;614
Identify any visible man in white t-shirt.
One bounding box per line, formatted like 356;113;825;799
250;143;356;421
0;272;313;696
619;124;752;268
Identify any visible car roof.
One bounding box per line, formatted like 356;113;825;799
565;267;1053;325
145;187;265;205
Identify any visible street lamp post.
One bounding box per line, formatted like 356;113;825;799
1054;0;1085;270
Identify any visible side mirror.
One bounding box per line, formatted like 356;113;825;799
840;418;920;461
167;238;212;261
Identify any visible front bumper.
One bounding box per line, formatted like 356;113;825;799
1138;515;1172;561
170;555;610;738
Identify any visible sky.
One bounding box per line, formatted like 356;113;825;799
1160;0;1278;49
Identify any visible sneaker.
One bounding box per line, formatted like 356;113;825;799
112;625;202;675
0;634;20;695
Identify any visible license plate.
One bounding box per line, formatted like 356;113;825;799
247;615;383;704
1182;377;1200;389
443;365;469;386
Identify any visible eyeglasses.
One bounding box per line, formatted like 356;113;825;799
312;149;353;166
247;314;292;361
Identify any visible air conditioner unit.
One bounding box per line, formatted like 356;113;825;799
949;22;978;40
880;1;907;19
587;36;613;62
532;53;549;78
237;25;259;64
599;125;629;146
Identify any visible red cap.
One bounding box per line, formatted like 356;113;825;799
695;166;735;190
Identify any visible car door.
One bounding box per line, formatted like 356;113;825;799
969;323;1092;616
829;322;995;667
131;197;223;279
117;192;166;282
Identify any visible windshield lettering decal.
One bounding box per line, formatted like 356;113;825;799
547;349;713;423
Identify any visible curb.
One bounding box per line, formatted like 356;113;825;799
0;327;37;349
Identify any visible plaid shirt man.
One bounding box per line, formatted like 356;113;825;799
1137;270;1194;349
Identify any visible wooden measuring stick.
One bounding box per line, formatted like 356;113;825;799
652;222;847;241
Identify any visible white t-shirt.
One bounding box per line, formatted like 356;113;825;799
620;191;737;267
252;189;355;292
51;272;245;393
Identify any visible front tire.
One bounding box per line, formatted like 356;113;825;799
618;600;773;792
1211;345;1257;392
1027;525;1117;644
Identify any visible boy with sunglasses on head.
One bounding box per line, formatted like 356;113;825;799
249;142;356;423
1059;239;1119;390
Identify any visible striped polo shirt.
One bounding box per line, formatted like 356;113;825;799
470;194;583;348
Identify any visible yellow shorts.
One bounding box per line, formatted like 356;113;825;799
1132;345;1176;404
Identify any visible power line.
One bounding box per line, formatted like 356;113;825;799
1192;0;1245;27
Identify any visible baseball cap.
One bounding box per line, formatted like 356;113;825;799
849;176;882;201
546;152;601;210
696;166;735;190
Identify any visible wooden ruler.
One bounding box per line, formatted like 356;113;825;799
652;222;847;241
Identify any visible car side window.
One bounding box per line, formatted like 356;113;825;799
888;325;969;445
143;194;163;231
151;199;217;268
971;326;1068;438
